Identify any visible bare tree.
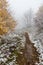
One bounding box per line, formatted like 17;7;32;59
24;9;33;27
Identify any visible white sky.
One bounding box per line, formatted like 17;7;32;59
6;0;43;29
7;0;43;17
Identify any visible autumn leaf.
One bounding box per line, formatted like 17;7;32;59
0;0;16;35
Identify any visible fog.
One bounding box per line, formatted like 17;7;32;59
6;0;43;29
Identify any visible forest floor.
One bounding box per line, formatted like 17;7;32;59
0;32;43;65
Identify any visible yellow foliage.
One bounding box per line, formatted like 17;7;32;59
0;0;16;35
0;0;6;8
0;26;9;35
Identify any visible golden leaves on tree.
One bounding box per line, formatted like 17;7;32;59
0;0;16;35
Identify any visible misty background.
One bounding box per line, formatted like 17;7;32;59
6;0;43;29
